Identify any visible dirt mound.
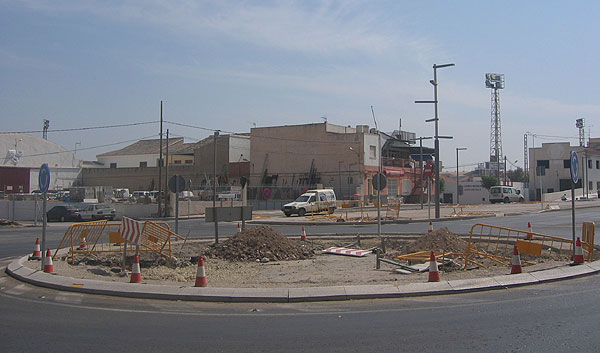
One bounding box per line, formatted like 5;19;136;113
403;227;468;254
205;226;313;262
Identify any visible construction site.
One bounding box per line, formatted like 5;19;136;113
23;216;599;289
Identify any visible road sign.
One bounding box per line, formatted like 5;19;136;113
423;163;433;178
372;172;387;191
168;175;186;193
570;151;579;184
38;163;50;193
262;188;272;200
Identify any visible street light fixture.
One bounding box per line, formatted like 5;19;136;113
456;147;467;205
415;62;455;218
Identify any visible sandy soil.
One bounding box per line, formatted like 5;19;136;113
24;234;570;288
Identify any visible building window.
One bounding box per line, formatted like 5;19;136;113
174;160;182;164
139;161;147;168
537;160;549;169
596;160;599;169
110;163;117;168
348;176;353;184
590;181;593;190
369;145;376;159
185;160;193;164
589;159;593;169
563;160;570;168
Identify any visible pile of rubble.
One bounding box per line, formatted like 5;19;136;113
0;220;21;227
403;227;469;254
205;226;314;262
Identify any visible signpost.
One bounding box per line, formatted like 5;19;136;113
168;175;186;234
38;163;50;271
570;151;579;258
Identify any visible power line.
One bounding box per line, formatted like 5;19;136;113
0;121;159;135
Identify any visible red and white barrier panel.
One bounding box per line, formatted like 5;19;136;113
324;247;371;257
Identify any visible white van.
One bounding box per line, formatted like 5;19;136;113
282;189;337;217
489;186;524;203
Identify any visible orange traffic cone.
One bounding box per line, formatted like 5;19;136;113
43;249;54;273
573;237;584;264
510;245;522;274
195;256;207;287
130;254;142;283
237;223;241;234
428;251;440;282
31;238;41;260
301;226;307;241
526;222;533;240
428;221;434;233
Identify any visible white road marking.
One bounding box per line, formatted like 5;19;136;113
54;292;83;305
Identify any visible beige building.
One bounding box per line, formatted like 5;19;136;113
249;122;428;202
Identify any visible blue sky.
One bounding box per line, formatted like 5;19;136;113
2;0;598;171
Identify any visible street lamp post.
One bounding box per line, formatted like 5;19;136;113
415;62;454;218
409;137;433;209
456;147;467;205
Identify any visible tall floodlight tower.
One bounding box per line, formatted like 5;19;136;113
486;73;505;179
576;118;585;146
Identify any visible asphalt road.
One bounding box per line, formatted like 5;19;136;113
2;210;600;352
1;207;599;259
1;257;599;352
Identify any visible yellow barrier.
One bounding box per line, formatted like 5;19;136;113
464;223;592;269
54;220;182;264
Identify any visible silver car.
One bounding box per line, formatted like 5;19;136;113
80;203;117;221
489;186;524;204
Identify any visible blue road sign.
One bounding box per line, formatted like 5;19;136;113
570;151;579;184
38;163;50;193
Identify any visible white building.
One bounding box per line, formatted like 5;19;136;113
528;139;600;200
0;133;83;192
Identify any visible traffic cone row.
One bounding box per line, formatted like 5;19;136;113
573;237;584;264
427;251;440;282
130;254;142;283
195;256;207;287
301;226;307;241
510;245;522;274
428;221;434;234
43;249;54;273
31;238;41;260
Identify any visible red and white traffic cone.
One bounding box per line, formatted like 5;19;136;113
301;226;307;241
526;222;533;240
237;223;241;234
510;244;522;274
78;236;87;251
428;251;440;282
195;256;207;287
428;221;434;234
573;237;585;264
31;238;41;260
130;254;142;283
43;249;54;273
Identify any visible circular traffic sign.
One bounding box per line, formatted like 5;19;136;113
168;175;186;193
372;172;387;191
262;188;272;200
570;151;579;184
38;163;50;193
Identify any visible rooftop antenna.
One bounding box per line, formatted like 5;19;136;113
321;116;327;123
576;118;585;147
485;73;505;180
42;119;50;140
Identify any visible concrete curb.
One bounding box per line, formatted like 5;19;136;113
6;252;600;303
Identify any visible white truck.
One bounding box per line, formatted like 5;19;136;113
281;189;337;217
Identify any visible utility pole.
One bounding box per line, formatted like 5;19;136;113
164;129;169;217
158;101;163;218
456;147;466;204
213;131;220;243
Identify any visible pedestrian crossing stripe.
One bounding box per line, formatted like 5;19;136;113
324;247;371;257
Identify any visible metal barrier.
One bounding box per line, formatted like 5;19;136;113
464;223;592;269
54;220;182;264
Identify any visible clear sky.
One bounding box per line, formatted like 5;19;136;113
2;1;598;171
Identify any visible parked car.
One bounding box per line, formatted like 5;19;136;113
80;203;116;221
489;186;524;204
282;189;337;217
46;205;82;222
